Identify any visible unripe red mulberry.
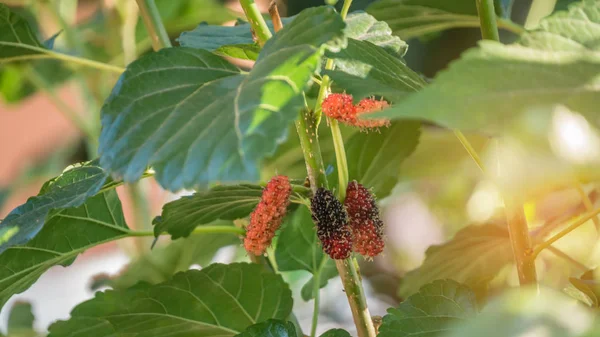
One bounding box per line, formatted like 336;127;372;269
321;93;356;125
244;175;291;255
321;93;390;129
345;181;385;258
311;188;353;260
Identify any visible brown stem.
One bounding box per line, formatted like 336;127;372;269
269;1;283;33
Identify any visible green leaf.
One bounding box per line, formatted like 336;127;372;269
366;0;518;40
275;206;338;301
399;224;511;298
0;4;45;61
48;263;293;337
341;121;420;198
320;329;352;337
107;228;239;290
343;11;407;54
7;302;35;336
520;0;600;52
375;0;600;133
379;279;478;337
177;18;293;60
236;319;296;337
99;6;346;191
443;286;595;337
153;184;263;238
0;190;130;310
326;39;426;103
0;164;108;254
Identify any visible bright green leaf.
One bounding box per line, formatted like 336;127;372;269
48;263;293;337
375;0;600;133
442;287;595;337
0;164;108;254
275;206;338;301
153;185;263;238
320;329;352;337
366;0;520;40
343;11;407;54
0;4;45;61
0;190;130;310
99;6;346;191
380;279;478;337
236;319;296;337
399;224;511;298
341;121;421;198
326;39;426;103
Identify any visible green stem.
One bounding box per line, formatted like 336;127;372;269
336;259;376;337
136;0;172;50
295;108;329;192
532;207;600;259
0;43;125;73
504;198;537;285
130;225;246;237
476;0;500;41
453;130;485;173
310;257;327;337
330;120;349;199
239;0;273;46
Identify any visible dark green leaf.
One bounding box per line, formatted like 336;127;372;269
177;18;293;60
276;206;338;301
49;263;293;337
99;7;346;191
375;0;600;133
379;279;478;337
236;319;296;337
7;302;35;336
399;224;511;298
342;121;420;198
153;184;263;238
343;11;407;54
109;228;239;289
443;287;594;337
0;190;129;310
0;4;45;61
0;164;108;253
366;0;517;39
320;329;352;337
326;39;426;103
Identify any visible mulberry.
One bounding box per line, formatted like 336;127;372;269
321;93;390;129
345;181;385;258
244;175;292;255
311;188;353;259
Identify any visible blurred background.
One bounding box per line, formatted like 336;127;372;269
1;0;596;336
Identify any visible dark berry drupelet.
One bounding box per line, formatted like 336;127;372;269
345;181;385;258
310;188;353;259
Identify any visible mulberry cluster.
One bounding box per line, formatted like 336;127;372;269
321;93;390;129
244;175;292;255
310;183;385;260
345;181;385;258
311;188;353;259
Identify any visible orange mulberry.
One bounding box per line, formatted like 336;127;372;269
321;93;390;129
244;175;291;255
345;181;385;258
311;188;353;260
